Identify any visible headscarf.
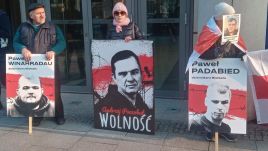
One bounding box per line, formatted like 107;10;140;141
214;2;235;20
112;2;130;33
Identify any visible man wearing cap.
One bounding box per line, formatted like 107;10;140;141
13;3;66;126
187;2;247;142
0;10;11;110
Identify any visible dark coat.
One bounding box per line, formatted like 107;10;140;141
199;39;245;60
189;115;231;133
94;85;154;133
7;95;55;117
107;22;143;40
0;10;11;61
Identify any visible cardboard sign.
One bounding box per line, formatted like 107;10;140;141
92;40;154;134
188;58;247;134
6;54;55;117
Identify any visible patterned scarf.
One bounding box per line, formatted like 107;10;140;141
113;18;130;33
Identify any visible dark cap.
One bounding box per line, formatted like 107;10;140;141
28;3;45;13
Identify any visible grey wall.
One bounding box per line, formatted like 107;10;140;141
234;0;268;51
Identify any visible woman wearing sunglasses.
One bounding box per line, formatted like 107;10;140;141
107;2;143;42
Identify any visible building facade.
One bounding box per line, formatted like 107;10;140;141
0;0;267;99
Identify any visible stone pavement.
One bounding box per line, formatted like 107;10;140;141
1;91;268;151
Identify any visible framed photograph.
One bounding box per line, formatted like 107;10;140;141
222;14;241;43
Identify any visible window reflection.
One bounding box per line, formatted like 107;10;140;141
92;0;120;19
147;0;180;91
50;0;86;86
51;0;82;20
92;0;124;39
147;0;180;19
93;24;109;39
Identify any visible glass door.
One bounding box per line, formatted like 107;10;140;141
139;0;182;98
20;0;91;92
47;0;90;92
91;0;117;39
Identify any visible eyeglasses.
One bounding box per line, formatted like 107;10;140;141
114;11;126;16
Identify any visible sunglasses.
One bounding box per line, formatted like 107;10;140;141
114;11;126;16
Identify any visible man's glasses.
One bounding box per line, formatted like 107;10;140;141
114;11;126;16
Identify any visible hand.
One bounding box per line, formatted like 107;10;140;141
124;36;132;42
22;48;32;62
46;51;55;60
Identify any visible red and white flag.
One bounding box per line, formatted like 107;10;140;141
186;17;247;71
245;50;268;124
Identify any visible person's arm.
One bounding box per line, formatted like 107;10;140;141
13;25;32;61
134;24;143;40
50;26;66;55
13;28;27;53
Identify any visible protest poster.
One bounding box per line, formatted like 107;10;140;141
6;54;55;117
92;40;154;134
188;58;247;134
222;14;241;43
245;50;268;124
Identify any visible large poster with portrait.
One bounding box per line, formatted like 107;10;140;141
188;58;247;134
92;40;154;134
6;54;55;117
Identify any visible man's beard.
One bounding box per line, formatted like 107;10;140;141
212;112;224;124
14;95;50;116
24;96;39;103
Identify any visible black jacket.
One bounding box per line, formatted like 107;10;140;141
189;115;231;133
107;22;143;40
94;85;153;133
0;10;11;61
199;39;245;60
19;21;56;54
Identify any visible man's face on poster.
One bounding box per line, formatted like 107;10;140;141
205;86;231;123
227;19;237;34
17;76;43;103
113;56;142;95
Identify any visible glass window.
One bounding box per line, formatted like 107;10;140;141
50;0;86;86
147;0;180;92
147;0;180;19
91;0;123;39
